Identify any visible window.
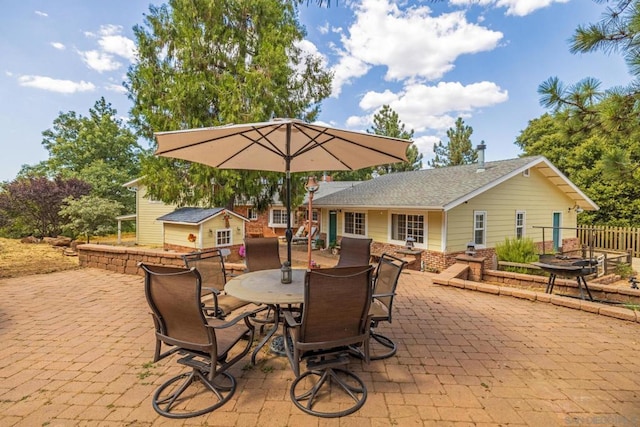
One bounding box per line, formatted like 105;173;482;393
473;211;487;247
247;208;258;221
391;213;424;244
515;211;525;239
216;229;231;246
344;211;366;236
522;168;530;177
269;208;288;227
305;209;319;222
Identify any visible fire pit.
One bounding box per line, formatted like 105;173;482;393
531;254;598;301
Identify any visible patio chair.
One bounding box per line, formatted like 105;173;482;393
292;223;318;244
368;253;408;360
243;237;283;329
139;263;255;419
335;237;372;267
182;249;251;319
282;265;374;417
244;237;282;272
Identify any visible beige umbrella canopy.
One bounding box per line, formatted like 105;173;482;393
154;118;412;264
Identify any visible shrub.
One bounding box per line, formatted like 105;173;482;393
495;237;539;274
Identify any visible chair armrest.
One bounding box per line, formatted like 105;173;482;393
282;309;301;327
372;291;395;298
208;309;257;330
203;286;221;295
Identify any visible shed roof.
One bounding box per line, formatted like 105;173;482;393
157;207;247;225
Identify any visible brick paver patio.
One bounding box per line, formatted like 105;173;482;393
1;266;639;426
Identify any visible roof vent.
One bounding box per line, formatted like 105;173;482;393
476;143;486;172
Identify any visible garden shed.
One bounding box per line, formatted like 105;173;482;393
157;207;247;252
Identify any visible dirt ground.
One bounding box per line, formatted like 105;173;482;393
0;233;136;279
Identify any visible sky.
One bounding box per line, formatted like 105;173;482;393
0;0;633;182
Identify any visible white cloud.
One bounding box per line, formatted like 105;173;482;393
449;0;570;17
330;0;502;96
79;50;122;73
331;54;370;97
354;80;508;133
51;42;65;50
105;82;127;94
18;75;95;94
318;22;330;35
35;10;48;17
79;24;137;72
97;25;137;61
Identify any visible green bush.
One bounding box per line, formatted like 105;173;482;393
495;237;538;262
495;237;539;274
613;262;634;279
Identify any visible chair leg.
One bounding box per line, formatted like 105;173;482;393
290;368;367;418
152;369;236;419
369;330;397;360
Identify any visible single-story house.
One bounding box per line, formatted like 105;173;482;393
311;154;598;271
157;207;248;252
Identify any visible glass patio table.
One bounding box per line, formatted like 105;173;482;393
224;268;306;364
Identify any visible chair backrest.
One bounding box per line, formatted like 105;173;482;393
182;249;227;291
372;254;407;321
244;237;281;271
294;225;306;237
140;263;215;353
299;265;374;347
336;237;372;267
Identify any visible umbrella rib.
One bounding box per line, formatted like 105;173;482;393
292;124;407;170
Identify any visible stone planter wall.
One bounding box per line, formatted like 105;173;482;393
77;244;246;276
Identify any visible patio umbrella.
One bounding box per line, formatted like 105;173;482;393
154;118;411;265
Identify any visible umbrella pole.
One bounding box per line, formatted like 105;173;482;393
286;170;292;265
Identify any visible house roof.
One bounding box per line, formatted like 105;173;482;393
302;181;362;204
312;156;599;212
157;207;248;225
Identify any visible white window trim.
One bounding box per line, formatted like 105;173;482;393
522;168;530;177
388;211;426;248
268;208;288;228
247;208;258;221
515;210;526;239
216;228;232;247
473;210;487;249
342;210;367;237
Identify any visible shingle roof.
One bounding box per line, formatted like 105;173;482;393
157;207;226;224
312;156;580;210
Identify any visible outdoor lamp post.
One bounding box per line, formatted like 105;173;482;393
305;176;320;269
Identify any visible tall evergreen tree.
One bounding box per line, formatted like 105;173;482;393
369;105;422;174
332;105;421;180
126;0;332;210
428;117;478;168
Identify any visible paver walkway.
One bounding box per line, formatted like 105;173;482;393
1;267;639;426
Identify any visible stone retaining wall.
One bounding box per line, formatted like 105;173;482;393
77;244;246;276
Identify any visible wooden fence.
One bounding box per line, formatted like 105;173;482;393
577;225;640;258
